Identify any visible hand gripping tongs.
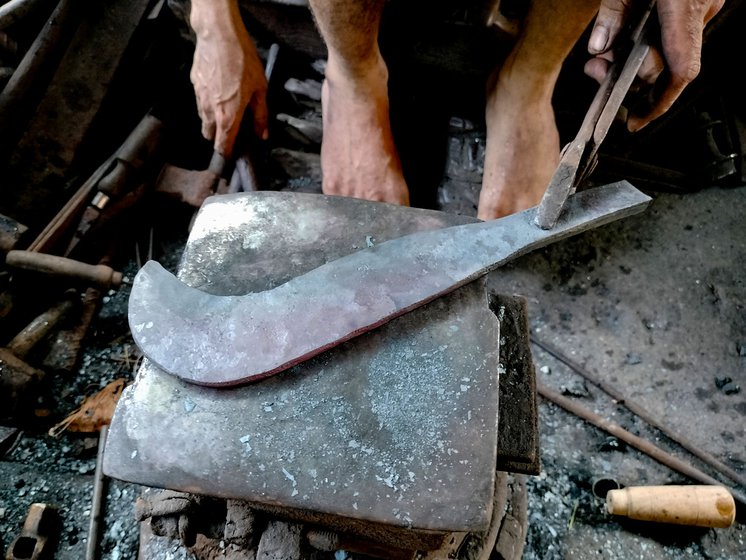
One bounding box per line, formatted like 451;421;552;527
534;0;657;230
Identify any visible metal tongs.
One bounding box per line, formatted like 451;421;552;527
534;0;657;229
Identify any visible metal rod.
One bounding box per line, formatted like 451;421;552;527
227;42;278;194
86;425;108;560
532;336;746;490
0;0;79;148
537;383;746;509
264;42;279;81
28;156;115;254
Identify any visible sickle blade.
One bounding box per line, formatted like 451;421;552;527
128;181;650;386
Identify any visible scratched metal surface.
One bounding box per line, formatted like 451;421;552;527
128;182;651;386
105;193;502;533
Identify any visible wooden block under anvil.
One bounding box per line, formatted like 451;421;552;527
104;192;501;548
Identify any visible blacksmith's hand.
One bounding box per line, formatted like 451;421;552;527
584;0;725;132
189;0;269;158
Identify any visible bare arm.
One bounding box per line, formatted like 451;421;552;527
585;0;725;131
189;0;269;157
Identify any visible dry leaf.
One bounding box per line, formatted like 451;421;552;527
49;378;129;437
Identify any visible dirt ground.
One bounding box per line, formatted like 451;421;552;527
493;184;746;559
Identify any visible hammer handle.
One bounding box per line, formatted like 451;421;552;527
6;250;122;290
607;485;735;528
8;293;76;359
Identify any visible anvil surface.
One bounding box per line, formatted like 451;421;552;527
105;192;502;533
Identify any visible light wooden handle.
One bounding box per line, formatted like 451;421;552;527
607;485;735;528
6;250;122;290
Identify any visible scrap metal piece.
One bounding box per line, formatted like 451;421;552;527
0;426;21;457
5;502;60;560
129;181;650;387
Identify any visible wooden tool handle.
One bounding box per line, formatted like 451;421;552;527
6;250;122;290
606;485;735;528
7;293;77;359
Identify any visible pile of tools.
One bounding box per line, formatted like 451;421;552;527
0;0;355;428
0;4;217;557
0;111;160;421
0;0;341;444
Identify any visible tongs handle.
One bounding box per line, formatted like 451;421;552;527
534;0;657;230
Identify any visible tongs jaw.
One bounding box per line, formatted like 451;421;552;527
534;0;657;230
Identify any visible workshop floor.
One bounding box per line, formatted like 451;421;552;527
2;180;744;560
492;183;746;559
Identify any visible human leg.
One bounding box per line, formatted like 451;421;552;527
479;0;599;220
308;0;409;204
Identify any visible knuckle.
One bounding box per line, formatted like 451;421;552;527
215;105;242;133
214;112;234;132
674;60;701;85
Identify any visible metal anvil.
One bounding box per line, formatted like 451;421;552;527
103;186;647;549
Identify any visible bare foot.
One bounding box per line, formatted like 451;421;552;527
319;57;409;205
478;69;559;220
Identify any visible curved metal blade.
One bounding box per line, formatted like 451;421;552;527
129;181;651;386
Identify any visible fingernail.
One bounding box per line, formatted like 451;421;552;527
262;128;269;141
589;26;609;54
627;119;646;133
